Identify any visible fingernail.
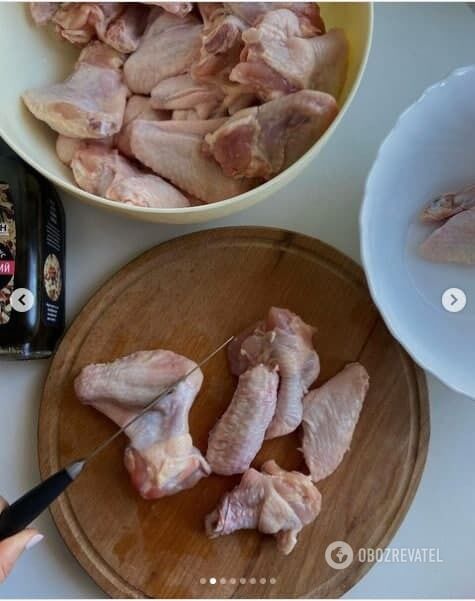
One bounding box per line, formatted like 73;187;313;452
25;534;44;550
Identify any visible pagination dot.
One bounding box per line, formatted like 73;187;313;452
249;577;257;584
239;577;247;584
229;578;237;585
269;577;277;585
199;578;206;585
220;578;227;585
209;577;217;585
260;578;266;584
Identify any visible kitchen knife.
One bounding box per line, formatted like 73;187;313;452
0;336;233;541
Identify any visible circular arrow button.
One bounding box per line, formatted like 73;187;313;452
442;288;467;314
10;288;35;313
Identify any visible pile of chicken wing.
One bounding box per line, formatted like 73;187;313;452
75;307;369;555
24;3;348;208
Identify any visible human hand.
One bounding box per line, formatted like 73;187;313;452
0;496;43;582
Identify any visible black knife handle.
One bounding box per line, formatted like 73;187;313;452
0;468;73;541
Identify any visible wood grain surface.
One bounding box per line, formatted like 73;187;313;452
38;227;429;598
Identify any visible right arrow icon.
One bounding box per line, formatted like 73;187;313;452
442;288;467;313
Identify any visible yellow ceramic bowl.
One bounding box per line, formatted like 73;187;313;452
0;3;373;223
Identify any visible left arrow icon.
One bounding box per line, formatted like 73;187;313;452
10;288;35;312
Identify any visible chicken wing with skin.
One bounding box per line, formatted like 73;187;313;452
75;349;210;499
102;4;150;54
421;184;475;223
52;3;125;46
117;95;170;156
302;363;369;482
204;90;338;179
228;3;325;34
124;10;202;94
419;208;475;265
71;143;190;208
22;41;128;139
230;10;347;102
151;74;225;120
129;119;257;203
205;460;322;554
228;308;320;439
206;364;278;475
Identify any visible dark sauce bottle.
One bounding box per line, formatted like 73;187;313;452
0;141;65;359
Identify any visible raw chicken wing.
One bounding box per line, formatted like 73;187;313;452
124;11;202;94
419;208;475;265
228;3;325;34
129;119;257;203
302;363;369;482
22;41;128;139
151;74;224;120
102;4;150;54
75;349;210;498
71;143;190;207
117;94;170;156
205;460;321;554
52;3;125;46
155;3;194;17
229;308;320;439
206;364;278;475
204;90;338;179
30;2;59;25
421;184;475;223
230;10;347;102
265;308;320;439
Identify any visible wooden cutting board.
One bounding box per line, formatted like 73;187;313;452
39;227;429;599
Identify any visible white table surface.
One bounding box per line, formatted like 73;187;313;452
2;3;475;598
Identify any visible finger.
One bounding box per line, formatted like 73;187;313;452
0;528;43;583
0;496;7;512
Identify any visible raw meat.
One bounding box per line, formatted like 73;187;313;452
265;308;320;439
203;90;338;179
228;3;325;34
192;10;247;80
56;134;114;164
151;74;224;120
71;144;190;208
421;184;475;223
75;349;210;498
124;11;202;94
117;95;169;156
301;363;369;482
419;208;475;265
52;3;125;46
22;41;128;139
101;4;150;54
230;10;347;102
129;119;257;203
206;364;278;475
229;308;320;439
30;2;59;25
155;3;194;17
205;460;321;554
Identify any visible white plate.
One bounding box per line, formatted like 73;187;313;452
361;65;475;398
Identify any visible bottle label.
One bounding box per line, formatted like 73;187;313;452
0;183;15;326
42;195;64;327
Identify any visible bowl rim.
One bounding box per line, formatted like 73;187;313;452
360;64;475;399
0;3;374;216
